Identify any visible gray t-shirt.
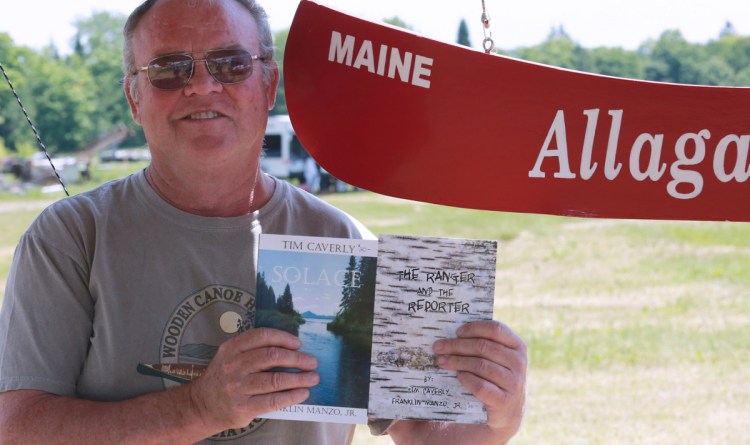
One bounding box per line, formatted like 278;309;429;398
0;170;374;444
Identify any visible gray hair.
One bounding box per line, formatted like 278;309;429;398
122;0;276;100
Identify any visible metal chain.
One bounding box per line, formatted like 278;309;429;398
481;0;495;54
0;61;70;196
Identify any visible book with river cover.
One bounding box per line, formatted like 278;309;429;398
255;234;379;424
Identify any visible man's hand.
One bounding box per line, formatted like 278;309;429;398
388;321;526;445
0;328;320;444
433;320;527;435
188;328;319;433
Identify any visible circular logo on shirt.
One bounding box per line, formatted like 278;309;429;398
138;285;266;440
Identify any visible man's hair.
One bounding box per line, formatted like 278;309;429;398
122;0;276;99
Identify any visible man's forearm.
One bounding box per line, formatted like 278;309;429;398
0;387;219;445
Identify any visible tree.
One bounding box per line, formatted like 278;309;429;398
0;33;30;153
735;66;750;86
336;256;358;319
588;47;645;80
271;29;289;116
515;27;590;71
720;21;737;39
2;12;144;155
276;284;296;315
457;19;472;48
255;272;277;311
0;44;97;154
641;30;706;85
328;255;376;337
707;33;750;79
71;12;145;147
350;256;377;325
383;16;412;31
23;47;97;153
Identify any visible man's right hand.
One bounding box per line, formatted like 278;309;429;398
188;327;319;432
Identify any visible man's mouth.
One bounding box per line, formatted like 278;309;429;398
186;111;221;120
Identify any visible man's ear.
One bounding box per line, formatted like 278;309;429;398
265;60;280;111
124;75;142;125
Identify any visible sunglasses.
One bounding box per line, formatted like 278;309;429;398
138;48;264;90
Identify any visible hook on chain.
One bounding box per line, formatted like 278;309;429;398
480;0;495;54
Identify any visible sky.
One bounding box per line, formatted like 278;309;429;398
2;0;750;55
258;250;354;316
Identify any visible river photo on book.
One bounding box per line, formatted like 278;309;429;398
255;234;378;423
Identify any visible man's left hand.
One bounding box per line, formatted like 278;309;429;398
433;320;527;435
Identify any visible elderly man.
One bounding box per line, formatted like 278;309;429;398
0;0;526;444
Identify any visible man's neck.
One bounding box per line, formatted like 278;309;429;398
144;164;275;217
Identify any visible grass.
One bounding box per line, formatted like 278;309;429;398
2;165;749;444
327;195;750;444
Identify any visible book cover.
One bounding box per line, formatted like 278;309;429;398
368;235;498;424
255;234;379;424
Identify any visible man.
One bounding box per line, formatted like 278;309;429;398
0;1;526;444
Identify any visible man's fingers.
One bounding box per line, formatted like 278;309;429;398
436;353;513;387
234;346;318;373
433;321;527;373
432;320;527;403
245;388;312;415
457;320;525;351
221;328;303;355
242;371;320;396
435;338;526;374
454;370;508;405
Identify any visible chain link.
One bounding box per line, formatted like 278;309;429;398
481;0;495;54
0;62;69;196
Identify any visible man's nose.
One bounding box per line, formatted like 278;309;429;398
183;60;223;95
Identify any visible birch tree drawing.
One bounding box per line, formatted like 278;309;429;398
368;235;497;424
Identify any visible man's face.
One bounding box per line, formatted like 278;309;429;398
126;0;278;174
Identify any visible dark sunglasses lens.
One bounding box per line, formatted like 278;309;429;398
148;54;193;90
206;50;255;84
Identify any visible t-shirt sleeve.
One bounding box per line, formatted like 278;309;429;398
0;230;93;396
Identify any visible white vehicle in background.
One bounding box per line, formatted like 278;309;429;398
261;115;307;181
28;152;79;185
261;115;348;193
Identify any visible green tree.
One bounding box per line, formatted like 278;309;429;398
276;283;296;315
515;26;590;71
0;137;9;159
1;44;96;154
383;16;412;31
255;272;277;311
457;19;472;47
588;47;645;79
641;30;707;85
271;28;289;116
328;256;376;338
0;33;34;153
707;33;750;85
698;57;736;86
719;21;737;39
21;47;96;152
337;256;358;318
71;12;144;147
735;66;750;86
350;256;376;325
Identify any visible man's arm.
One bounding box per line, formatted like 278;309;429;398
387;320;527;445
0;328;319;445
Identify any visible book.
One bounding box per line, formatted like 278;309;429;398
368;235;497;424
255;234;379;424
255;233;497;424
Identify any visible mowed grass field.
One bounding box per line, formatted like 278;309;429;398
2;163;749;444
